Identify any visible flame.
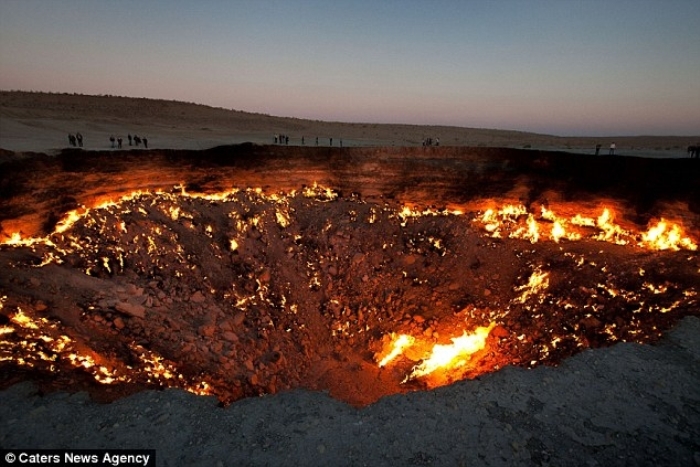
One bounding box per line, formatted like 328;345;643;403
470;204;697;251
377;334;415;367
640;220;697;251
407;323;495;381
593;209;630;245
514;267;550;304
377;323;496;384
2;304;211;393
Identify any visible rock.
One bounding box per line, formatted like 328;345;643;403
413;314;425;324
98;298;118;308
115;300;146;319
580;316;602;329
258;268;271;284
223;331;238;342
492;325;509;338
126;284;144;296
34;301;48;312
191;291;206;303
483;289;492;297
113;317;125;330
199;324;216;338
233;312;246;327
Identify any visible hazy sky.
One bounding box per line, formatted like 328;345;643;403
1;0;699;136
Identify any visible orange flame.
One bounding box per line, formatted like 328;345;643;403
377;334;415;367
407;323;495;381
640;220;697;251
377;323;496;384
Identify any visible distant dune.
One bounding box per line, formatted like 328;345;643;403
1;91;697;156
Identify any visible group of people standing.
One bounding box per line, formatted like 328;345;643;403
274;134;342;147
422;137;440;147
274;134;290;145
594;142;616;156
67;133;83;147
67;132;148;149
109;134;148;149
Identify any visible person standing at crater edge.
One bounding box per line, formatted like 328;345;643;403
609;142;616;155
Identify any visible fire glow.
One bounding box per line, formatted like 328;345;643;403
0;299;211;395
1;184;698;405
376;323;496;387
473;204;697;251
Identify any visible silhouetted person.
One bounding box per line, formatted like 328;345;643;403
143;138;148;148
68;134;76;147
595;144;601;156
76;133;83;147
302;136;305;145
609;142;616;155
117;137;123;149
128;134;133;146
110;135;115;148
330;138;333;146
134;135;141;146
316;137;318;146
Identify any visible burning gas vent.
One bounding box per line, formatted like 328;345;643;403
1;184;698;406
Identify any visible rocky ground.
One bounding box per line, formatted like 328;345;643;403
1;317;699;466
0;119;699;464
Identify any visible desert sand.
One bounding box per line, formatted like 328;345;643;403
1;91;699;466
2;91;698;157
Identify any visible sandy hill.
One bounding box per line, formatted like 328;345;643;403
1;91;697;155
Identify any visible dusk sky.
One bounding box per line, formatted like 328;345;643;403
1;0;699;136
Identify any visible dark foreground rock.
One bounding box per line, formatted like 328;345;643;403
2;316;698;467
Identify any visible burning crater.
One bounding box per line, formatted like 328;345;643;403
0;145;698;406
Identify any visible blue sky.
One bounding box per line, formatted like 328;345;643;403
1;0;699;136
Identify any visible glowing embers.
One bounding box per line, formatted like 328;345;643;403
396;205;463;227
376;323;495;387
0;303;210;395
302;182;338;202
514;267;550;304
473;205;697;251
